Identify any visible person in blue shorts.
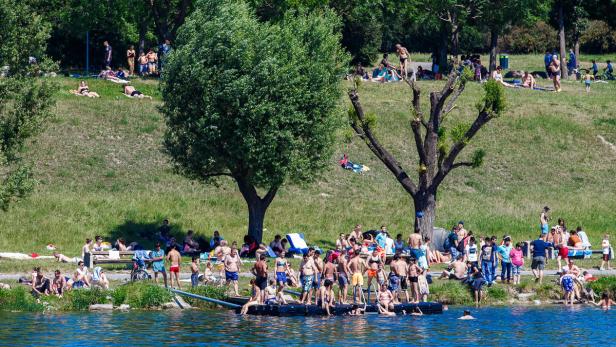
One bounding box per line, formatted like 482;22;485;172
223;248;242;296
531;234;553;284
275;251;288;296
151;243;167;288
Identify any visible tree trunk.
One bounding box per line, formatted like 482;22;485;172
450;12;460;65
138;19;147;54
247;199;267;245
558;3;568;79
413;193;436;241
235;176;278;244
489;28;498;73
574;39;580;69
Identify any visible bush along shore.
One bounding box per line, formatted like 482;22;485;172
1;277;615;312
0;283;226;312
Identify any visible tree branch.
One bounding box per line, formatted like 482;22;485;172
432;110;491;188
451;162;474;169
348;89;418;196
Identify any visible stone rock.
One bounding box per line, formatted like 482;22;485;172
162;302;180;309
116;304;130;311
0;283;10;290
517;293;534;301
533;300;541;305
89;304;113;311
173;295;192;309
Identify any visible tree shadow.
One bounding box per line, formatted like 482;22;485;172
107;219;195;251
314;239;336;250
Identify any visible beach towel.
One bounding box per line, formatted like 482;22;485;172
266;246;277;258
92;267;103;282
339;154;370;173
418;275;430;295
577;231;591;248
286;233;309;255
108;250;120;260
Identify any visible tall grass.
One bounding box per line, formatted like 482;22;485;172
0;56;615;256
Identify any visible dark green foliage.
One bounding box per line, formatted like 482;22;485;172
589;277;616;299
184;286;227;308
122;282;172;308
480;80;506;117
500;21;559;53
0;0;56;211
0;286;45;312
580;20;616;54
64;288;109;311
330;0;383;65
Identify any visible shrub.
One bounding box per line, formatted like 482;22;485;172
580;20;616;54
500;21;558;54
429;281;474;305
63;288;110;311
589;277;616;299
0;287;45;312
184;285;227;309
122;282;172;308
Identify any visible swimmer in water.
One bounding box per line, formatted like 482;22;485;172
591;292;616;310
458;310;475;320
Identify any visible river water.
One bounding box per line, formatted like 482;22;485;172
0;306;613;346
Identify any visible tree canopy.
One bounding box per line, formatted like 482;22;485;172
161;0;348;242
0;0;56;210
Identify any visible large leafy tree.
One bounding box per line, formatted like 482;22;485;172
0;0;56;209
348;71;505;239
162;0;348;243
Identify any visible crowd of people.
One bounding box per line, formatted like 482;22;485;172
102;39;171;78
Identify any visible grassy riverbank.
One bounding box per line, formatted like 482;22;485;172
0;282;230;312
2;277;614;312
0;54;615;256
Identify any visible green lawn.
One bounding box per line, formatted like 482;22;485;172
1;55;616;259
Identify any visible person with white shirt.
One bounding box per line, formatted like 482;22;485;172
465;237;479;268
600;234;612;270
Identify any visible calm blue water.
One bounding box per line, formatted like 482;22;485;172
0;306;613;346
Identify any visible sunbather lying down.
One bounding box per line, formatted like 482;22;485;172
69;81;100;98
123;85;152;99
98;68;129;84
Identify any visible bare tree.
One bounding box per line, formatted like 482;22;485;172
347;70;505;239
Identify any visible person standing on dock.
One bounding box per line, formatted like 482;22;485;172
252;255;269;304
223;248;242;296
337;250;351;304
275;251;289;296
390;254;409;303
299;251;318;304
348;250;367;304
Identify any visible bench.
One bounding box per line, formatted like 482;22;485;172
84;251;135;268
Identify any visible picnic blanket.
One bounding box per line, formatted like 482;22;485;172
0;252;54;260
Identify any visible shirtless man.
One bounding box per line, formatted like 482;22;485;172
252;255;268;304
390;254;409;303
348;250;367;304
146;49;158;74
441;255;467;280
313;250;325;303
348;224;363;243
299;252;318;304
567;259;581;277
457;221;468;240
377;283;395;316
223;248;242;296
337;251;351;303
408;229;422;261
51;270;67;297
323;257;337;284
395;43;410;79
167;245;182;289
408;258;422;303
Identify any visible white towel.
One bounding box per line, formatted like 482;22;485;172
108;250;120;260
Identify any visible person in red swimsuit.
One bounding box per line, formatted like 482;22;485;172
167;245;182;289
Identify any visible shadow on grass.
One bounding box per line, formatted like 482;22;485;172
108;219;206;251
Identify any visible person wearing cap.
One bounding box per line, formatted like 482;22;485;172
540;206;550;235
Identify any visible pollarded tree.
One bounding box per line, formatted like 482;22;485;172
161;0;348;243
348;70;505;239
0;0;56;209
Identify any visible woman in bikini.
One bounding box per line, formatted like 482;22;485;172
126;45;136;76
70;81;100;98
396;44;410;78
275;251;289;295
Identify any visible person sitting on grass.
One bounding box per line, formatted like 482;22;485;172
491;66;514;87
240;279;261;315
31;268;50;297
521;71;536;89
116;67;127;80
440;255;467;280
51;270;67;297
69;81;100;98
98;67;129;84
123;85;152;99
76;261;91;287
91;267;109;290
183;230;201;254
